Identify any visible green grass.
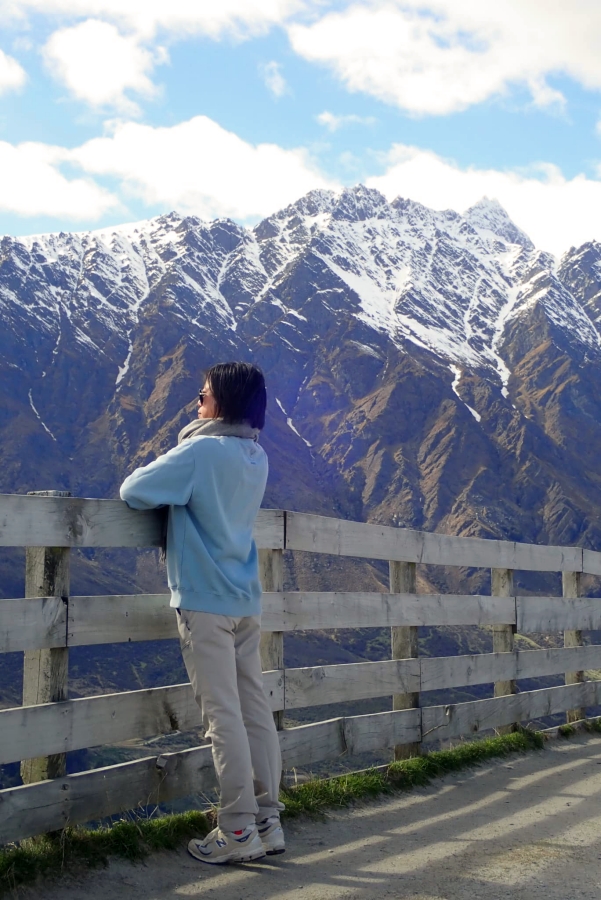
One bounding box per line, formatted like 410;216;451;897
558;723;577;738
556;717;601;739
583;717;601;735
282;728;543;816
0;811;211;897
0;728;543;896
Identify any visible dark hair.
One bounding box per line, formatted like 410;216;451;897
205;362;267;430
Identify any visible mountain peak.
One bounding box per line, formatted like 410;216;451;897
287;188;338;219
559;239;601;265
331;185;389;222
464;196;533;250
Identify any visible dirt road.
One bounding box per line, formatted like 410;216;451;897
24;734;601;900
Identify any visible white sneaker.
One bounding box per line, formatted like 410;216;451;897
188;825;266;865
257;816;286;855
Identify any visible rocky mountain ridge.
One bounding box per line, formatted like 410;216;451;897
1;185;601;598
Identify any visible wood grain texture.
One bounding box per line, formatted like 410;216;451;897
259;548;284;730
342;708;421;756
491;568;516;735
280;708;421;767
563;571;584;724
21;535;70;785
2;492;599;569
5;684;200;766
11;589;601;655
422;680;601;742
0;496;284;550
517;595;601;633
582;550;601;577
12;643;601;764
0;708;420;843
279;718;343;768
0;744;217;844
0;597;67;652
7;646;601;768
0;495;162;548
4;590;518;652
285;659;420;709
390;559;420;760
0;673;285;766
68;594;176;646
254;510;285;550
262;670;284;711
262;592;516;631
285;511;586;572
420;646;601;692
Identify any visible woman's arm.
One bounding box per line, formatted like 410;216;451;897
120;441;196;510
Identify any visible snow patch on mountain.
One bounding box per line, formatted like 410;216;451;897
305;190;532;380
450;365;481;421
464;197;534;251
28;389;56;441
275;397;312;446
7;184;601;405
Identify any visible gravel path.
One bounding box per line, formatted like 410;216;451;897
23;734;601;900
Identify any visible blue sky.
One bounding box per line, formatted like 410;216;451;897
1;1;601;255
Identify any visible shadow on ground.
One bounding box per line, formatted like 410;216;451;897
22;734;601;900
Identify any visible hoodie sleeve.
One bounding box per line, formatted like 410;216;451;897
120;442;196;510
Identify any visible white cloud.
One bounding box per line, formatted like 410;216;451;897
260;60;287;98
5;0;303;40
0;140;117;218
317;111;376;131
289;0;601;116
69;115;338;220
15;1;301;111
0;48;26;94
43;19;163;112
1;120;600;260
0;114;334;223
367;144;601;256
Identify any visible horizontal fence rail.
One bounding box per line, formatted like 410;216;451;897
4;643;601;767
0;707;423;845
0;496;284;550
1;592;520;651
286;512;601;574
421;681;601;741
2;679;601;844
6;592;601;653
2;495;601;573
3;492;601;845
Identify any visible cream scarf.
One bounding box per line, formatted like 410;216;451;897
177;417;259;444
159;418;259;559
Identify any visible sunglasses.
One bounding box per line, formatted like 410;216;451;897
198;390;210;405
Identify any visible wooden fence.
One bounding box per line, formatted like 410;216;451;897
2;492;601;844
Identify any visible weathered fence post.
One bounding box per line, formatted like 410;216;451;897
390;560;420;759
564;571;584;724
492;567;516;734
259;548;284;730
21;490;71;784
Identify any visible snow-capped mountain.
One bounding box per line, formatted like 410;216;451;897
3;184;601;596
11;185;600;392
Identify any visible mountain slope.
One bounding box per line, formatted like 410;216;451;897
1;185;601;599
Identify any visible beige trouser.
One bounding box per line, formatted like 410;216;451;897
176;608;284;832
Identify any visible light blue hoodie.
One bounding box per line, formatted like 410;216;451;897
120;435;268;617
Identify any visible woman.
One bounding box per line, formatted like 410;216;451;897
120;361;284;864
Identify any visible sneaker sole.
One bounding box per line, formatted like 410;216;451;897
188;846;266;865
233;849;267;864
259;826;286;856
